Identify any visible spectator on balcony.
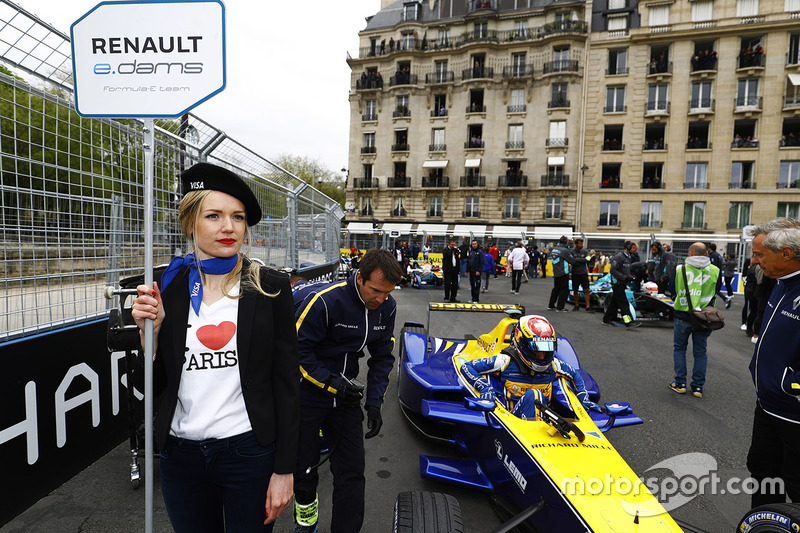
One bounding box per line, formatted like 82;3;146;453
748;135;758;148
691;53;700;71
657;54;667;73
389;38;395;53
652;175;662;189
650;57;659;74
643;176;652;189
734;133;744;148
380;39;385;55
473;60;481;78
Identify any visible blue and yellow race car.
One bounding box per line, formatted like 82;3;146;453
397;303;682;532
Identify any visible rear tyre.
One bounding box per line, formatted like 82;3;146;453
394;491;464;533
737;503;800;532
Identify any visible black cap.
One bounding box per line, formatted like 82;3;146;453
181;162;262;226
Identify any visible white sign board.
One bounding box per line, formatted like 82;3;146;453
71;0;225;118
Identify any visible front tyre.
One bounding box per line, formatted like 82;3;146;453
394;491;464;533
737;503;800;532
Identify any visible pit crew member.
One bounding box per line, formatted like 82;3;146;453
292;249;403;533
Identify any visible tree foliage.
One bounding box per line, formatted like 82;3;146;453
272;153;345;207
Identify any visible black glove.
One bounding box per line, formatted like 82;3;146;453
365;406;382;439
336;378;363;407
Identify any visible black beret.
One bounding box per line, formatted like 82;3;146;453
181;162;262;226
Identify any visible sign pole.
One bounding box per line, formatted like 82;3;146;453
142;118;155;533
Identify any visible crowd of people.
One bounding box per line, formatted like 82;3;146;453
739;44;765;68
691;49;718;71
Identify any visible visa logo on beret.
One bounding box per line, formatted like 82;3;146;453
189;181;205;190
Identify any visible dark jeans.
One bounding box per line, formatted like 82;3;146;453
159;431;275;533
672;318;710;388
548;275;569;309
295;403;365;533
511;270;523;292
724;276;734;297
540;261;547;278
747;402;800;507
443;270;459;301
469;272;481;302
603;283;631;323
460;258;468;277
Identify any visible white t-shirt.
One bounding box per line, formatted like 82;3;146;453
170;283;252;440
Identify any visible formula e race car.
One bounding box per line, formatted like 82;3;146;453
397;303;682;532
569;273;675;323
408;260;444;288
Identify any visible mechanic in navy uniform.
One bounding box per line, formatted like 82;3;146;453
602;241;641;327
442;238;461;302
747;219;800;507
292;249;403;533
460;315;600;419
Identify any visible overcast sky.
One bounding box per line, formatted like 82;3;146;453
19;0;379;177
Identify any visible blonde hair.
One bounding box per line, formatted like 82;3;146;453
179;190;278;298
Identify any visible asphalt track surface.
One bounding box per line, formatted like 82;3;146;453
2;274;760;533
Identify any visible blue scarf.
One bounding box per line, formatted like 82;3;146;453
160;253;239;315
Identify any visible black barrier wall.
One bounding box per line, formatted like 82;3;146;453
0;320;133;526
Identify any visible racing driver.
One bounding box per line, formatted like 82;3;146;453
460;315;600;419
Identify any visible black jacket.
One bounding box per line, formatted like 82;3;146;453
443;246;461;273
154;260;300;473
466;246;484;274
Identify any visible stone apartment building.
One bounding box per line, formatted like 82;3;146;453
344;0;800;252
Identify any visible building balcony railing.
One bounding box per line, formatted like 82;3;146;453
391;143;410;152
600;178;621;188
356;78;384;90
648;61;672;75
466;105;487;113
361;146;377;154
734;95;762;110
422;176;449;188
362;113;377;121
598;219;620;228
352;178;378;189
462;66;494;80
542;60;579;74
468;0;498;12
543;210;562;220
425;71;455;84
777;180;800;188
460;175;486;187
463;209;481;218
499;20;587;43
690;57;717;73
389;74;418;86
390;207;408;217
540;175;570;187
732;139;759;149
465;140;485;149
602;143;624;151
683;181;710;189
359;207;373;216
457;31;499;46
392;107;411;118
686;140;712;150
604;104;626;113
502;64;535;79
498;175;527;187
643;141;667;150
639;219;663;228
681;222;708;230
606;67;629;76
787;52;800;66
784;96;800;109
545;137;568;147
428;209;443;218
431;109;448;117
729;181;756;189
738;53;765;69
507;104;527;113
503;211;520;220
646;101;670;114
547;99;569;109
642;178;664;188
689;99;715;113
505;141;525;150
429;144;446;152
388;176;411;188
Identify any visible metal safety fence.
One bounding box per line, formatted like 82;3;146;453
0;0;343;342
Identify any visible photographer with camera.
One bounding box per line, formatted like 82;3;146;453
292;249;403;533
